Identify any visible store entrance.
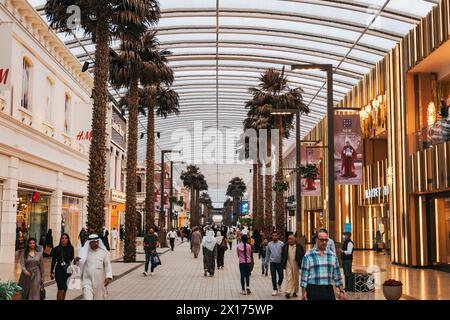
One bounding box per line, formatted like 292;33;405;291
426;192;450;267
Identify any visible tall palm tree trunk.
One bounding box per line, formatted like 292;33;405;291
86;13;109;236
124;78;139;262
145;106;155;232
275;117;285;241
264;134;273;237
257;161;264;231
252;162;258;228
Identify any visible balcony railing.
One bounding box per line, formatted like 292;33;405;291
408;119;450;154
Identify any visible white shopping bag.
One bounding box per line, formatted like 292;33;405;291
67;261;82;290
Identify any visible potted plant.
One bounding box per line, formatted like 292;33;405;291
273;180;289;192
299;164;319;191
169;196;178;204
0;280;22;300
382;279;403;300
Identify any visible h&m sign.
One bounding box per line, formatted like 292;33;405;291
0;68;9;87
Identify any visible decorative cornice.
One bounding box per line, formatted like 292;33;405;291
2;0;93;94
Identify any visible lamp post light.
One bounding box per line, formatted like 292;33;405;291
291;63;334;239
271;109;301;239
160;150;181;247
170;160;185;229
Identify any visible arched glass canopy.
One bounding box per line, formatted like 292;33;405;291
28;0;439;204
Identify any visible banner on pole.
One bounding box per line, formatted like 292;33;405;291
300;146;322;196
334;114;363;185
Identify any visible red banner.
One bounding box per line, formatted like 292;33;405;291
334;114;363;185
300;146;322;196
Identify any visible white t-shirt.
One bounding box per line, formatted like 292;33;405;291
167;231;177;239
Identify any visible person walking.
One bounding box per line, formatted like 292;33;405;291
237;234;252;295
301;229;345;300
202;230;217;277
236;228;242;244
260;239;269;276
43;229;54;257
143;228;159;276
111;227;118;251
101;226;110;251
337;232;354;292
50;233;75;300
18;238;44;300
265;231;284;296
215;231;227;269
76;234;112;300
191;227;202;258
119;225;125;242
78;227;88;247
252;228;262;255
281;233;305;299
167;228;177;251
227;229;235;250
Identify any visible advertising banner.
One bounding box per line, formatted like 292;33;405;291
334;114;363;185
154;172;170;208
300;146;322;196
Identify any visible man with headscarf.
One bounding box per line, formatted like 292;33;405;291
76;234;112;300
202;230;217;277
191;227;202;258
215;231;227;269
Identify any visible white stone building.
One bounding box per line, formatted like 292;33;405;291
0;0;93;279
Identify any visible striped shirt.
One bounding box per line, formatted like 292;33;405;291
300;247;342;288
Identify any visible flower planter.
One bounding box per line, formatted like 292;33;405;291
11;292;22;300
305;177;316;190
382;284;402;300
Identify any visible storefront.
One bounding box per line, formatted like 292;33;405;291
107;190;126;247
61;195;84;246
15;188;51;251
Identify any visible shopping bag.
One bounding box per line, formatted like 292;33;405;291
66;261;82;290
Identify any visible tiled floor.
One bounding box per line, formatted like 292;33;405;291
43;240;449;300
13;239;450;300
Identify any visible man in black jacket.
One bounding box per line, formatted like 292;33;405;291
281;233;305;299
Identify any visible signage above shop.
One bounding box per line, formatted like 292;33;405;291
365;186;389;199
111;190;126;203
112;118;125;138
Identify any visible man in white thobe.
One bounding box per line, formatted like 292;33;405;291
76;234;113;300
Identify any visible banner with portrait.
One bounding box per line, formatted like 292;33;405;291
300;146;322;196
334;114;363;185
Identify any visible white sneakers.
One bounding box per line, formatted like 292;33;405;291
272;290;278;296
143;271;148;276
150;272;154;276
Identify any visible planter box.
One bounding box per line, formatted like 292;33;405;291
11;293;22;300
383;285;402;300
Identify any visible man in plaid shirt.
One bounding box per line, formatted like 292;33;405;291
301;229;345;300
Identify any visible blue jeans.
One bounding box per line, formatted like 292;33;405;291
239;263;251;291
145;252;155;273
270;262;283;290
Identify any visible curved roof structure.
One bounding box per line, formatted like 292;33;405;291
28;0;439;204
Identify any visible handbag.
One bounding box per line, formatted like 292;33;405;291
67;262;81;290
40;284;46;300
220;240;228;251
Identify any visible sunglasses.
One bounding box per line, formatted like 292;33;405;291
318;238;329;242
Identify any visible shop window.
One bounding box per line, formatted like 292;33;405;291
64;93;71;134
61;196;82;246
15;191;49;251
45;77;53;123
21;58;32;109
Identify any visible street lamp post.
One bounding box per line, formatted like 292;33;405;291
291;64;334;239
160;150;181;247
170;160;185;229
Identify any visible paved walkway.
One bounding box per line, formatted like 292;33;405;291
43;240;450;300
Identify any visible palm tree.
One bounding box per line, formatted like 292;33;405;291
246;68;309;240
199;192;212;224
222;198;233;226
45;0;160;236
137;32;180;234
226;177;247;225
180;165;208;226
110;30;170;262
243;117;264;231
